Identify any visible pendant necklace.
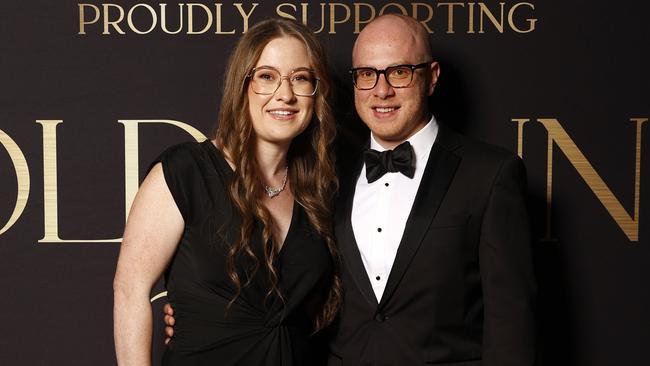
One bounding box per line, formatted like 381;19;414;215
264;166;288;198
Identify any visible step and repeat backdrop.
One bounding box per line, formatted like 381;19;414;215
1;1;648;365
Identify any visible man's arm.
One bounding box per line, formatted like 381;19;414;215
479;154;537;366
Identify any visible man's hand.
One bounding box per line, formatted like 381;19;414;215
163;303;175;345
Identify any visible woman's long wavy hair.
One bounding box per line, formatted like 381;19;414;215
213;19;341;331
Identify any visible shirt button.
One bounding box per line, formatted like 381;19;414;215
385;182;389;187
375;276;381;281
377;227;382;232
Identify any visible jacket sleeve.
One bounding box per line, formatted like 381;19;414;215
479;154;537;365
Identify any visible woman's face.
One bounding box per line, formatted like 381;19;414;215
247;37;316;147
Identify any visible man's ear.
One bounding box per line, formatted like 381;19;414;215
427;61;441;96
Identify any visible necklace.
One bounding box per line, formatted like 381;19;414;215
264;166;288;198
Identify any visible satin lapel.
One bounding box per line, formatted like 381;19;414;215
378;125;462;308
335;149;379;309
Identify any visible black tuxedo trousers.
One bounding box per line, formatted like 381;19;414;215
328;125;536;366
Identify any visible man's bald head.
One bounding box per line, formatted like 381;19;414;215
353;14;433;65
350;14;440;149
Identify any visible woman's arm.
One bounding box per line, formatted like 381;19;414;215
113;163;184;366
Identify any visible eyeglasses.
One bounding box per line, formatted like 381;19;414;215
349;62;432;90
246;66;319;96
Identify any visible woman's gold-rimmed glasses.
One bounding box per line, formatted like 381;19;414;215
247;66;319;96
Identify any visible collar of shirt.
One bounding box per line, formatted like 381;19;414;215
367;115;439;182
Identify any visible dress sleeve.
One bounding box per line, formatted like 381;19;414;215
146;142;200;224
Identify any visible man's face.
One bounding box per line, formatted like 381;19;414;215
352;21;439;149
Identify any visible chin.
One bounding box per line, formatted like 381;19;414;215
261;132;298;145
370;124;400;137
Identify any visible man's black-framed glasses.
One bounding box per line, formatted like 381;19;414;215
246;66;319;96
349;62;432;90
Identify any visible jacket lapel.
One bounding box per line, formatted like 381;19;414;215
335;148;379;309
378;125;462;307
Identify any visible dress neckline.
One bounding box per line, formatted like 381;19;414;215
201;139;298;256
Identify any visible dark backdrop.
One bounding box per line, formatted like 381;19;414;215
1;1;648;365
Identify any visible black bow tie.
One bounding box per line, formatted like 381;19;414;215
363;141;415;183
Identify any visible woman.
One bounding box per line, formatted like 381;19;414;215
113;19;341;365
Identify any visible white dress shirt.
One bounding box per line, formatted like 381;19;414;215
351;116;438;302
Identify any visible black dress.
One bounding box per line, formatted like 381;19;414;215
152;141;333;366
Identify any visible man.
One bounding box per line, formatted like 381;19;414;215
326;14;535;366
165;14;536;366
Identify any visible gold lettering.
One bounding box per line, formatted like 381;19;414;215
511;118;530;158
276;3;297;21
538;118;646;242
632;118;645;239
38;120;63;242
478;2;505;33
102;3;126;35
312;3;327;33
0;129;30;235
234;3;258;33
411;3;434;34
127;4;157;35
329;3;351;34
544;123;554;241
508;2;537;33
301;3;309;26
379;3;408;16
118;120;207;218
78;4;100;35
513;117;553;240
437;2;464;34
79;1;538;36
467;2;475;34
37;120;120;243
353;3;376;34
188;3;212;35
160;3;184;35
214;3;235;34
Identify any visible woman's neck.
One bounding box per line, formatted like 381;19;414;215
255;140;289;184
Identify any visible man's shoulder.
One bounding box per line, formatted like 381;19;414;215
437;126;526;189
439;125;518;163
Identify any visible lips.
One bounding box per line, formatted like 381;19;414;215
267;108;299;119
269;110;295;116
373;106;397;113
371;105;400;117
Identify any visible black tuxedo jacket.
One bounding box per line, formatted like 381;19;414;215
328;125;536;366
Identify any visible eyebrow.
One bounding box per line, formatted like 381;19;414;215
254;65;315;72
351;62;411;69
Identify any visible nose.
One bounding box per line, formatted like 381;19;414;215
373;74;395;99
275;77;296;102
